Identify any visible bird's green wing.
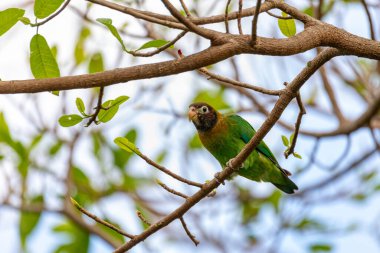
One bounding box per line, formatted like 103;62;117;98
226;114;283;169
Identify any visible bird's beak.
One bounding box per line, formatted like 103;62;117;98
188;106;197;122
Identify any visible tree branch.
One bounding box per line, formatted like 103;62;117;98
251;0;262;45
135;148;203;188
113;48;341;253
160;0;219;41
198;67;282;96
129;31;187;57
71;197;135;239
224;0;232;33
31;0;71;27
285;91;306;158
180;217;199;246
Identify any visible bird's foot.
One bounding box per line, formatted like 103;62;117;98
226;159;244;170
214;172;225;185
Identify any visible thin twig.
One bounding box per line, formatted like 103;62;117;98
86;86;104;126
360;0;376;40
31;0;71;27
136;211;151;226
224;0;232;33
130;31;187;57
314;134;351;171
71;197;135;239
160;0;219;40
179;0;192;17
251;0;262;46
237;0;243;34
136;151;203;188
156;180;189;199
285;91;306;158
298;147;379;196
317;0;324;20
318;62;346;125
198;67;282;96
180;217;199;246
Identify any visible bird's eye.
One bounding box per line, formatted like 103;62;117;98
201;106;208;113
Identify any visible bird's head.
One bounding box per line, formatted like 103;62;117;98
188;102;218;132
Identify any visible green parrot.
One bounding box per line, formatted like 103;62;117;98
188;102;298;194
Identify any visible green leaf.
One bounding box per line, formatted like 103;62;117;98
20;195;43;249
0;112;13;144
88;52;104;73
58;114;83;127
310;243;333;252
74;26;91;65
268;190;282;213
34;0;64;19
112;95;129;107
75;98;87;116
155;150;167;164
51;90;60;96
294;218;326;231
189;133;202;149
0;8;25;36
136;39;172;51
281;135;289;147
30;34;60;79
293;152;302;159
96;18;127;51
18;16;31;25
112;129;137;169
114;137;141;155
52;220;89;253
49;140;63;155
361;171;376;182
277;12;296;37
97;100;119;123
289;133;294;144
352;193;366;201
192;88;230;111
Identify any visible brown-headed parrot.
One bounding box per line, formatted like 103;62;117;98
188;102;298;194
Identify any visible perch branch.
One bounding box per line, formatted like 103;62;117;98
113;48;342;253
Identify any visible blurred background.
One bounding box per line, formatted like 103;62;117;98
0;0;379;252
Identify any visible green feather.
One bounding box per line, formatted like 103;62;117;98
198;113;298;194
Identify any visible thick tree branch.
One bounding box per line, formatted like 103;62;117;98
1;23;379;94
87;0;275;28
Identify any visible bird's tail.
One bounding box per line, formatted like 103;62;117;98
273;176;298;194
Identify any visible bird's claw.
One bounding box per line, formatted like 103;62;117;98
214;172;225;185
226;159;244;170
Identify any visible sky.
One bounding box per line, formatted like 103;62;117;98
0;1;379;253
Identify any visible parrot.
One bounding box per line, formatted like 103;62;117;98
188;102;298;194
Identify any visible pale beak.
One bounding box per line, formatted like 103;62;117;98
188;106;197;121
